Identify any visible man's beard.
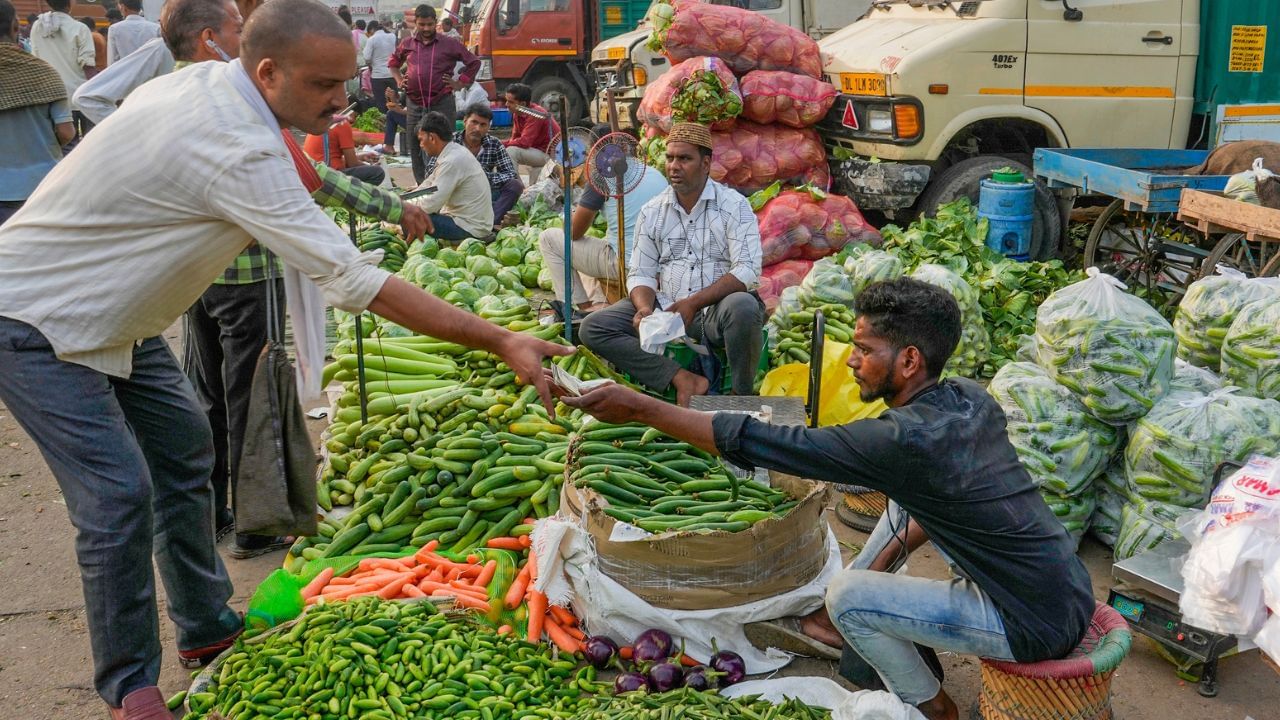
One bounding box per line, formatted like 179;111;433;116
858;373;898;403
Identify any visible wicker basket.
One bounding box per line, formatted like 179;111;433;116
979;603;1132;720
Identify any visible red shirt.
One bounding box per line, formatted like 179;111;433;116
504;103;560;152
388;33;480;106
303;122;355;170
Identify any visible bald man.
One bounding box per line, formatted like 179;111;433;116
0;1;570;717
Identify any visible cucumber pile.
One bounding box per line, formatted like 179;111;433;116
357;226;410;273
568;424;800;534
767;301;856;366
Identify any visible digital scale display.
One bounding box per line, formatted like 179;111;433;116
1111;594;1145;622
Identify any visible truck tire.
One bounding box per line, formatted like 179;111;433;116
531;76;585;124
914;155;1062;261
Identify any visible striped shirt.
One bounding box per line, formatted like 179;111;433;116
0;60;391;378
628;179;762;310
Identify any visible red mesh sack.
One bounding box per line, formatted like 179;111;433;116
649;1;822;78
710;122;830;192
740;71;838;128
636;56;740;133
759;259;814;314
757;190;880;264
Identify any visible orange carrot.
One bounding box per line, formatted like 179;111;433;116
485;537;525;550
377;573;416;599
677;653;702;667
466;554;480;564
401;583;426;598
526;590;548;643
321;583;380;600
620;646;634;660
445;567;463;582
565;626;586;641
548;605;576;627
435;590;489;610
398;555;419;568
447;580;491;600
544;617;581;653
301;567;336;600
497;625;512;635
521;535;532;548
326;576;359;586
474;560;498;588
527;550;538;582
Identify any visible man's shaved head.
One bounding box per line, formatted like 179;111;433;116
240;0;350;67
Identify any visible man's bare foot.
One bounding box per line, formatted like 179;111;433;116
799;608;845;649
915;688;958;720
672;370;710;407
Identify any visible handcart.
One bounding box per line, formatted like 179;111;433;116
1177;188;1280;278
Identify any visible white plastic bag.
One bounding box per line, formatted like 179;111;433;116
1221;297;1280;401
1223;157;1276;205
911;264;990;379
1033;268;1175;424
638;310;688;354
1173;267;1280;369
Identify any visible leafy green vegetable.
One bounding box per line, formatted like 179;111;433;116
669;68;742;126
351;107;385;133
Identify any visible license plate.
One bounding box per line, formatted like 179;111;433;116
840;73;888;96
1111;595;1145;622
607;47;626;60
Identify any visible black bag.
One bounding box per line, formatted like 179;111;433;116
235;257;319;537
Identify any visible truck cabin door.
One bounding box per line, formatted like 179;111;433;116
491;0;582;79
1025;0;1184;148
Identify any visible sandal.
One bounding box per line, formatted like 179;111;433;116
743;617;842;661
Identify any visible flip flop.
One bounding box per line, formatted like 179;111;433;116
743;617;842;661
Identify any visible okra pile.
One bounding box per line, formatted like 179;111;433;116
570;688;831;720
568;424;800;534
184;598;604;720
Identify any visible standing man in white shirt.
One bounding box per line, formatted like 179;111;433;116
579;123;765;406
0;1;568;718
107;0;160;64
30;0;94;136
362;18;396;112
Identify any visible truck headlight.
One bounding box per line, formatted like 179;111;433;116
477;59;493;82
867;109;893;134
632;66;648;86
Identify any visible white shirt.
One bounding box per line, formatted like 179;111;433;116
107;14;161;64
0;60;390;378
628;179;762;309
73;37;176;124
456;82;489;114
413;141;495;238
30;12;95;94
363;29;397;79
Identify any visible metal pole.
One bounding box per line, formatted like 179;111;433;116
329;129;370;424
558;102;574;343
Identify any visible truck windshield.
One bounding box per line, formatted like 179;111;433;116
871;0;991;16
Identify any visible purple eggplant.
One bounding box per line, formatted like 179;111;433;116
682;665;710;691
709;650;746;686
632;628;674;662
614;671;648;694
583;635;619;669
647;662;685;692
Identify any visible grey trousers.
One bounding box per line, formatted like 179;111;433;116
579;292;765;395
0;317;240;706
407;93;457;184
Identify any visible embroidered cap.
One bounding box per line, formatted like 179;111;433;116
666;122;713;151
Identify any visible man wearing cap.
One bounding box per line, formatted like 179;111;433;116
580;122;764;406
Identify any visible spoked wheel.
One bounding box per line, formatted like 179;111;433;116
1199;232;1280;279
1082;200;1211;312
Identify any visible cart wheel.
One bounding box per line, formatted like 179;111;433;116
1083;199;1210;311
1199;232;1280;279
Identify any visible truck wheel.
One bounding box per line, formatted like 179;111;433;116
531;76;585;124
914;156;1062;261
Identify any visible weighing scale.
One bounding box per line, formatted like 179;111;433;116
1107;462;1246;698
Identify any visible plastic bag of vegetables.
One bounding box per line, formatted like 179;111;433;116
1220;296;1280;400
911;264;990;379
739;70;837;128
1042;489;1096;549
990;362;1120;497
1032;268;1175;424
759;259;813;314
843;247;904;298
1124;387;1280;508
798;258;856;309
1091;458;1131;548
768;286;805;331
645;0;822;78
1173;268;1280;368
1114;498;1193;561
1170;358;1223;395
709;122;830;191
756;188;879;265
636;56;740;133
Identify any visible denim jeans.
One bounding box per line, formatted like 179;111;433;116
491;177;523;224
828;500;1016;705
430;212;476;241
0;317;241;706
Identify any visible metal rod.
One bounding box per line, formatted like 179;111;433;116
350;214;369;425
559;103;574;343
616;174;626;288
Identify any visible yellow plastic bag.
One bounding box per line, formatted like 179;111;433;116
760;340;887;426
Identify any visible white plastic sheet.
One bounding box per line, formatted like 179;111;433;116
722;679;926;720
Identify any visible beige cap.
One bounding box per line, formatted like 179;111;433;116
666;122;713;151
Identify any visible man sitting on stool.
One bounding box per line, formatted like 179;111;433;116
426;102;523;233
579;123;764;406
411;110;493;242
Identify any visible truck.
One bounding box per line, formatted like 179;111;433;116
816;0;1279;259
588;0;870;129
464;0;652;121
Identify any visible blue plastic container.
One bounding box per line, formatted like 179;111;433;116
492;107;512;128
978;173;1034;261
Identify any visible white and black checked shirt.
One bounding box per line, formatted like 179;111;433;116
628;179;762;309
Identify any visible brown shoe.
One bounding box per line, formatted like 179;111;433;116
177;625;243;669
108;686;175;720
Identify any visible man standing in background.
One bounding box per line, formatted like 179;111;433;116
107;0;160;64
30;0;94;136
362;19;396;112
389;3;479;184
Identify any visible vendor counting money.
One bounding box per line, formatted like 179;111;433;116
580;122;765;407
553;277;1094;720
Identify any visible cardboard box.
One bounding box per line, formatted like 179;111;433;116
565;471;829;611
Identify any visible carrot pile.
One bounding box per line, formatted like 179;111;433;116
301;540;498;610
497;543;586;654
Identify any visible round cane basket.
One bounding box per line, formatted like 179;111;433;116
979;602;1132;720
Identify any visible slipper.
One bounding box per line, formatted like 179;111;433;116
229;535;293;560
744;617;842;661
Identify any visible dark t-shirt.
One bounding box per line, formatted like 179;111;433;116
712;378;1094;663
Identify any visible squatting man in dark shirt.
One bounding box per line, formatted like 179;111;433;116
549;278;1095;720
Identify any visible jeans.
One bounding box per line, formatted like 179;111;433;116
384;110;409;154
0;317;240;707
430;213;475;241
538;226;618;306
491;177;523;224
407;94;457;184
827;501;1016;705
371;77;396;113
579;293;765;395
185;279;285;532
342;164;386;186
